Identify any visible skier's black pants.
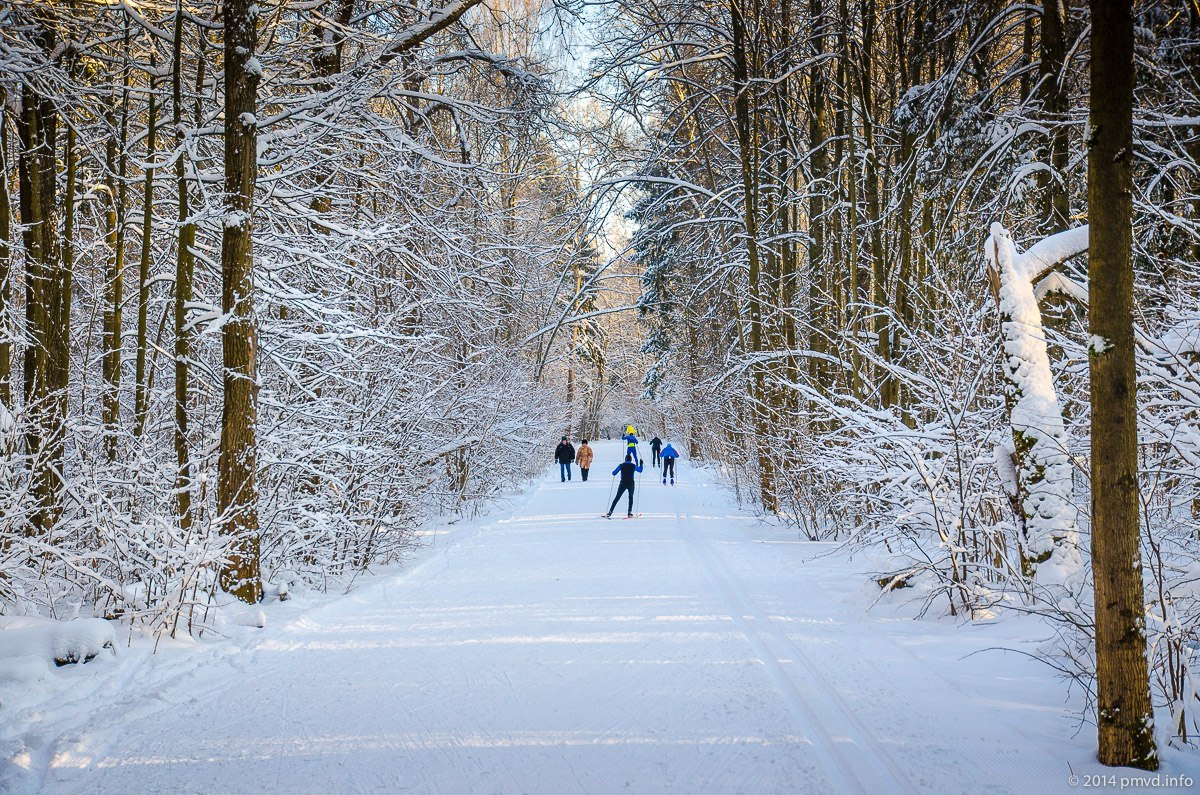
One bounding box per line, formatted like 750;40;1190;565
580;467;590;481
652;449;660;466
663;458;675;480
609;482;634;515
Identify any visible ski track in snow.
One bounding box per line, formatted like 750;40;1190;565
4;440;1198;794
668;491;915;793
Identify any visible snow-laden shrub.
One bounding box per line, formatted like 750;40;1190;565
0;2;570;635
1138;301;1200;744
779;297;1031;618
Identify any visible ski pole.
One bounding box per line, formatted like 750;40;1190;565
606;473;615;513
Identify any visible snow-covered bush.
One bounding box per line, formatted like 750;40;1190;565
0;1;575;636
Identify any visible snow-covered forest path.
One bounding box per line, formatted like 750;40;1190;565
13;440;1188;793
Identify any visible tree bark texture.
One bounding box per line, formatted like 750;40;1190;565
173;1;195;533
219;0;263;603
1087;0;1157;771
17;9;67;535
1040;0;1071;234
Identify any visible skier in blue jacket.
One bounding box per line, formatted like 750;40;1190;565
660;442;679;484
606;454;643;518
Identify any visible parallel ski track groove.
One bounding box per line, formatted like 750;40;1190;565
669;494;919;795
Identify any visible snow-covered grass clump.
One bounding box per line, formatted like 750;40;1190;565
0;618;116;715
0;617;117;666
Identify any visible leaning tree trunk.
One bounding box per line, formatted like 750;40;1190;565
1087;0;1158;770
218;0;263;604
985;222;1087;590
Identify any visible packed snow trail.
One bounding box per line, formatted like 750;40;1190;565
8;440;1197;793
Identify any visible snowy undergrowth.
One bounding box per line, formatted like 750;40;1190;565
688;228;1200;750
0;365;557;638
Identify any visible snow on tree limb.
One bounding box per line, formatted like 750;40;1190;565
1034;272;1090;304
985;222;1083;592
1019;224;1089;282
379;0;485;63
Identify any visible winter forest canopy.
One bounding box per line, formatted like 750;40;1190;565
1;0;1199;772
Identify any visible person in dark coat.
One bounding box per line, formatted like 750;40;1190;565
554;436;575;482
606;454;644;518
649;436;663;467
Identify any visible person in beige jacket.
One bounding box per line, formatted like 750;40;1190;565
576;439;594;481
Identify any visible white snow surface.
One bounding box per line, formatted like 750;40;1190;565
3;441;1197;793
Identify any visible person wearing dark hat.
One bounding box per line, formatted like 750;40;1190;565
577;439;594;481
554;436;576;482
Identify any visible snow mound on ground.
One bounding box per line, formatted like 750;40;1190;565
231;609;267;629
0;655;50;686
0;618;118;666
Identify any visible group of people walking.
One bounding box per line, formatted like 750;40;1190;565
553;437;595;482
553;425;680;519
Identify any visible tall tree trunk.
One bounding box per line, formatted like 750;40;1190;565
173;1;195;532
219;0;263;604
731;0;777;513
861;0;890;409
102;25;132;462
1021;6;1035;104
17;10;66;535
774;0;800;419
0;90;12;409
566;259;581;435
829;21;847;397
890;3;922;414
135;58;159;438
838;0;866;399
61;58;77;336
807;0;830;399
1039;0;1070;233
1087;0;1157;770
